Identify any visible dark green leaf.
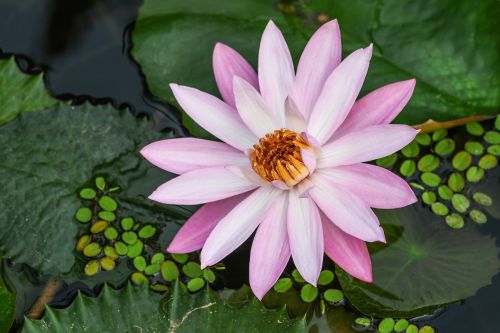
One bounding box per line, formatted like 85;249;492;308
0;57;57;126
337;207;500;317
0;258;15;333
23;282;306;332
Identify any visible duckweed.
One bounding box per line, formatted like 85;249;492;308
98;195;118;211
171;253;189;264
437;185;453;200
402;141;420;158
84;260;100;276
95;176;106;190
452;151;472;171
98;211;116;222
76;235;91;252
487;144;500;155
144;264;161;275
432;129;447;141
183;262;202;278
465;122;484;136
484;131;500;144
104;227;118;240
138;225;156;239
151;253;165;265
187;277;205;292
131;272;149;285
451;194;470;213
100;257;115;271
79;188;96;200
478;154;497;169
446;214;464;229
378;318;395;333
434;138;455;156
323;289;344;303
90;220;108;234
75;207;92;223
133;256;147;271
161;260;179;282
317;270;334;286
415;133;431;145
417;154;440;172
464;141;484;155
448;173;465;192
421;172;441;187
122;231;138;245
376;153;398;168
422;191;437;205
121;217;134;230
300;284;318;303
394;319;409;332
473;192;492;206
466;166;485;183
470;209;487;224
400;160;416;177
354;317;371;328
203;269;216;283
83;242;101;257
431;202;449;216
127;239;143;258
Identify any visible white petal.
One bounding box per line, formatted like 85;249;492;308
258;21;294;126
287;190;323;285
307;45;372;144
201;187;282;267
233;76;279;137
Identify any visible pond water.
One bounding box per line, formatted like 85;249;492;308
0;0;499;332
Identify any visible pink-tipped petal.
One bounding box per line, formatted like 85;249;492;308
250;193;290;300
333;79;416;139
301;148;317;174
170;84;257;151
226;165;269;187
201;187;281;267
213;43;258;107
310;174;385;242
272;180;291;190
258;21;294;126
319;164;417;209
287;191;323;285
148;167;257;205
318;124;418;168
167;193;250;253
233;76;279;137
292;20;341;118
307;45;373;145
285;96;307;133
321;211;372;282
140;138;249;175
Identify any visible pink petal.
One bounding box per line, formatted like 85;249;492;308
167;193;250;253
249;193;290;300
301;148;317;174
321;211;372;282
201;187;282;267
319;164;417;209
213;42;258;108
310;174;385;242
287;191;323;285
233;76;279;137
148;167;257;205
333;79;416;139
258;21;294;126
284;96;307;132
307;45;373;145
292;20;341;118
170;84;257;150
140;138;249;175
318;124;418;168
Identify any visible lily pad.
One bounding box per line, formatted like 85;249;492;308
132;0;500;138
336;207;500;317
0;258;15;333
23;282;306;332
0;102;188;284
0;57;57;126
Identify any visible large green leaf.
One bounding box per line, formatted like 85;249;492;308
0;102;187;281
132;0;500;137
0;258;15;333
131;0;307;138
0;57;57;126
337;206;500;317
306;0;500;124
23;281;307;332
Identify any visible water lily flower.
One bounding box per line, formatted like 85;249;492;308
141;19;418;299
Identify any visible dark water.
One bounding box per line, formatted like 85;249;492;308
0;1;499;332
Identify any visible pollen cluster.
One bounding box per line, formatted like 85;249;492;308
251;129;311;187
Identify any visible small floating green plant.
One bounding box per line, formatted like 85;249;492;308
377;117;499;229
74;176;222;292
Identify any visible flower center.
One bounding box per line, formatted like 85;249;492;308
250;129;311;187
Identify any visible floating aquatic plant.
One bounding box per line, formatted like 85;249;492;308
377;117;499;228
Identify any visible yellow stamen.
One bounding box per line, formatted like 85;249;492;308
251;129;312;186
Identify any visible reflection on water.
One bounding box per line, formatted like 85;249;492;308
0;1;499;332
